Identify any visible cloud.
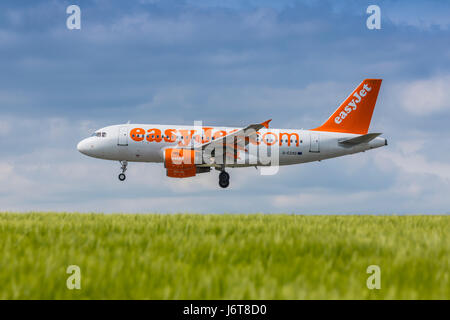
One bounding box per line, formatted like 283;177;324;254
394;75;450;115
0;119;11;135
383;0;450;30
132;81;346;127
375;139;450;182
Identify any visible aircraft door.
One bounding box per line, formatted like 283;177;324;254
118;126;128;146
310;133;320;153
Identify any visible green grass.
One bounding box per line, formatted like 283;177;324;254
0;213;448;299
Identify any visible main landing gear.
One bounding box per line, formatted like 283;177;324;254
118;160;127;181
219;171;230;188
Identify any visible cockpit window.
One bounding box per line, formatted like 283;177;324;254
91;132;106;137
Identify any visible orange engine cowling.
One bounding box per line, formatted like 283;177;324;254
164;148;199;178
166;167;197;178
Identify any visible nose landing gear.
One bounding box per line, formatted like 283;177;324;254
118;160;127;181
219;171;230;188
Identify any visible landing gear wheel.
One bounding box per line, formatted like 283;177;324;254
118;160;128;181
219;171;230;188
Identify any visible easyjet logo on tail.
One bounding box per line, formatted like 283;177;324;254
335;83;372;124
312;79;382;135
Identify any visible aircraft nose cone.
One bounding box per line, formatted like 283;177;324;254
77;139;89;155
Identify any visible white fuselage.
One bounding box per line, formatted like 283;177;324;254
77;124;387;167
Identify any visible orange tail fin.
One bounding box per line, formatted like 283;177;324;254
312;79;382;134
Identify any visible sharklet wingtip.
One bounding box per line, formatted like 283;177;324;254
261;119;272;129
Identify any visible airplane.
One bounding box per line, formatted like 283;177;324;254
77;79;387;188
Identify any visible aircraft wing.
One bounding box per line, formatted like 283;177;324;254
198;119;271;152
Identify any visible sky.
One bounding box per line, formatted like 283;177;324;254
1;0;449;214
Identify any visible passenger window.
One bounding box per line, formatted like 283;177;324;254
102;132;107;137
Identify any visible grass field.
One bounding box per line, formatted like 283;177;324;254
0;213;448;299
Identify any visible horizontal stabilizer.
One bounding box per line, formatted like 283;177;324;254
339;133;382;145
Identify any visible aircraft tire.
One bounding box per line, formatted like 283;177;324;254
219;171;230;188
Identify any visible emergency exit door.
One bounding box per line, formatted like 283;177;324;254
309;133;320;153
